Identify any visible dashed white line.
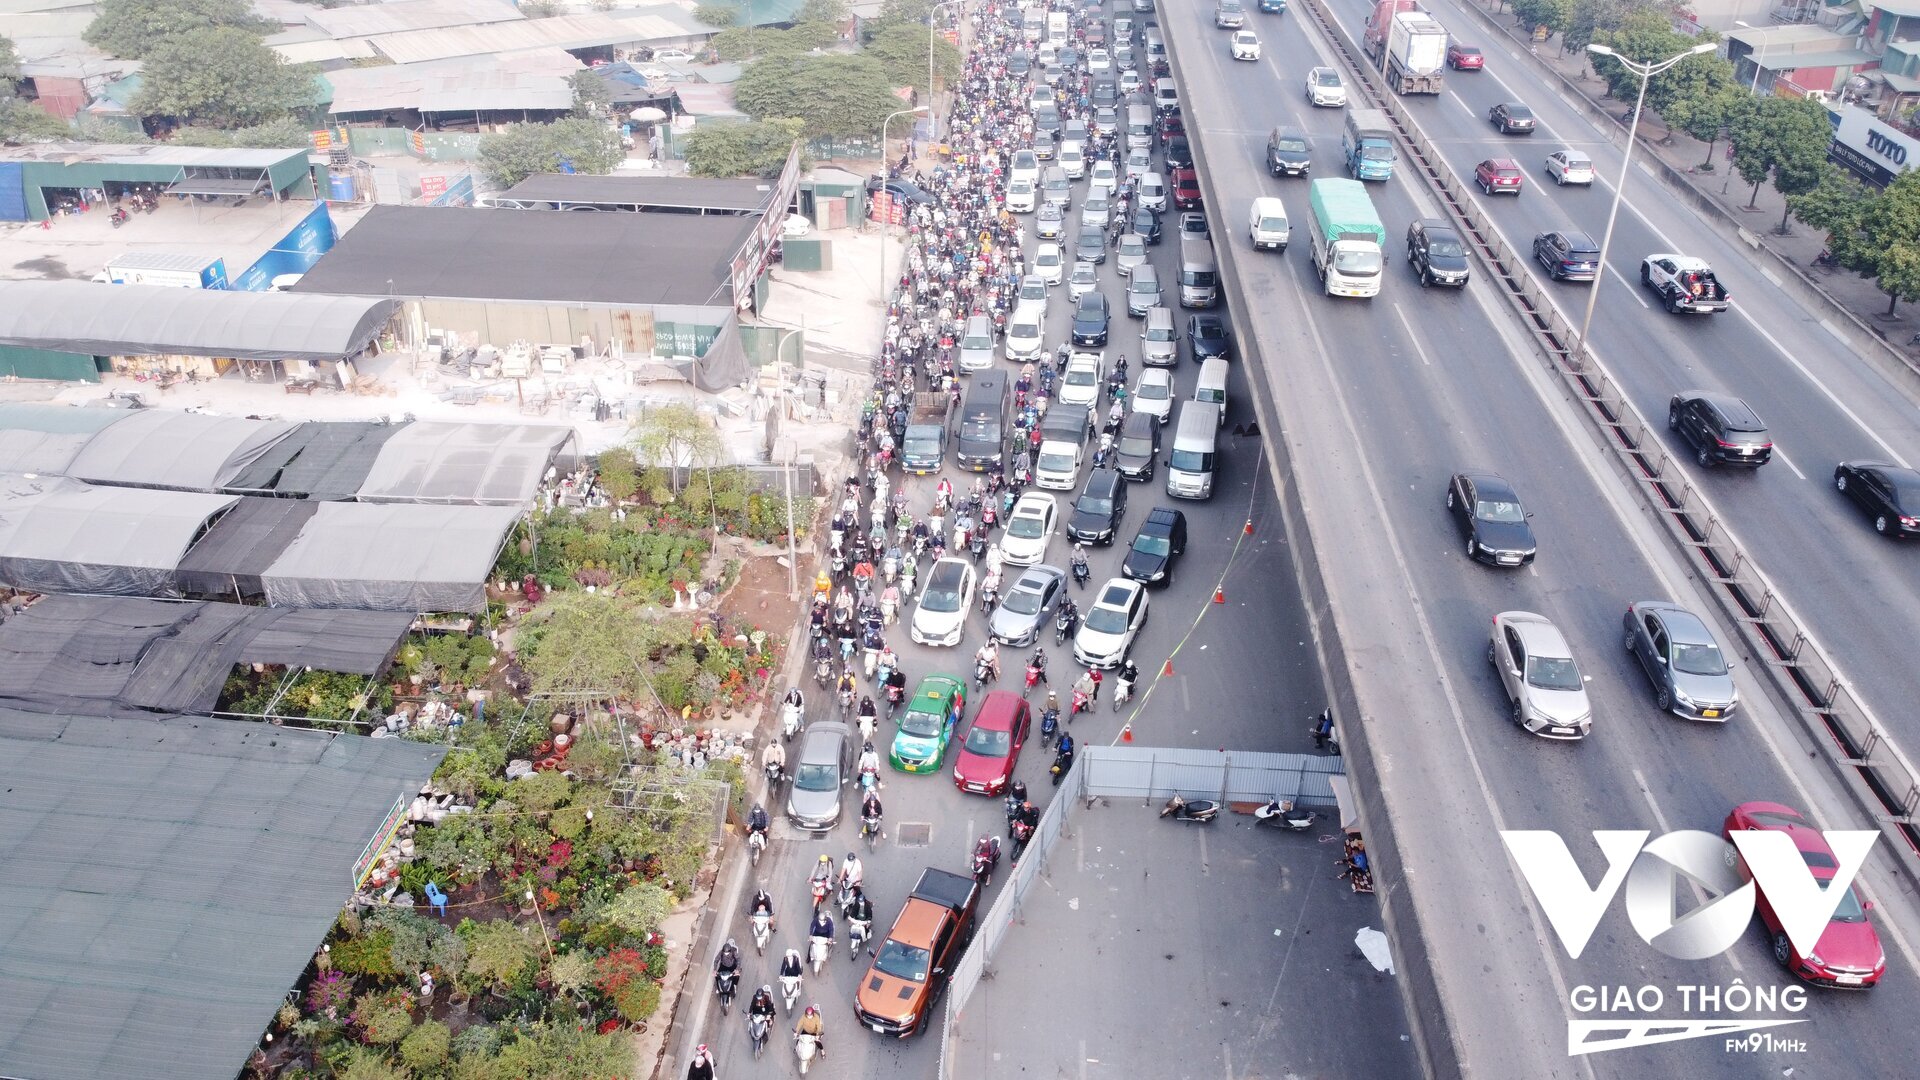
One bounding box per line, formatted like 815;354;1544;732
1607;262;1649;307
1630;767;1745;975
1392;303;1434;364
1773;446;1808;480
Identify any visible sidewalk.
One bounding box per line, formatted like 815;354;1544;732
1460;0;1920;362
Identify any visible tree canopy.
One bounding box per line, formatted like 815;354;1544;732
130;26;315;129
1728;94;1835;218
477;117;625;187
0;34;21;84
1834;169;1920;315
865;23;962;93
683;118;806;177
83;0;271;60
734;53;903;140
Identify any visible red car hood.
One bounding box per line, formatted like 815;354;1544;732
953;747;1012;784
1809;916;1883;970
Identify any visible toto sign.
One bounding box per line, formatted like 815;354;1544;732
1829;105;1920;187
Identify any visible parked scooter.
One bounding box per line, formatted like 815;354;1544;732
1160;793;1220;824
1254;797;1317;832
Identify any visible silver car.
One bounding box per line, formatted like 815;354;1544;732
1116;232;1147;277
989;564;1068;646
1080;193;1111;230
785;720;854;831
1489;611;1592;740
1036;201;1065;239
1623;601;1738;721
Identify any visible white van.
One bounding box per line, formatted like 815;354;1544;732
1248;196;1290;251
1194;357;1229;425
1166;403;1220;500
1048;10;1069;45
1125;103;1154;152
1153;77;1179;114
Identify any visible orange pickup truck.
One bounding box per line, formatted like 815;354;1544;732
853;867;979;1037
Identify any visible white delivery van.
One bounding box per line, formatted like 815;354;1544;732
1248;196;1290;251
1193;357;1229;425
1166;403;1221;499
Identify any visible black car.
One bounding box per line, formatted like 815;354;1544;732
1059;46;1081;68
1092;80;1120;108
1034;105;1063;136
1187;313;1231;360
1834;461;1920;537
1406;218;1470;288
1121;506;1187;586
1074;223;1108;265
1008;53;1032;77
1164;135;1193;170
1113;411;1161;480
1267;126;1311;177
865;176;933;205
1445;471;1536;566
1178;211;1208;237
1533;230;1601;282
1489;102;1536;134
1071;292;1111;347
1068;467;1128;544
1131;206;1163;244
1668;392;1772;468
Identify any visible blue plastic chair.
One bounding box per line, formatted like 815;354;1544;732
424;881;448;918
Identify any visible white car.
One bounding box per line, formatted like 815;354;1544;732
1010;148;1041;187
1136;171;1167;213
1007;177;1038;213
1033;241;1065;285
1037;43;1059;68
1074;577;1149;668
1015;273;1050;321
1544;149;1596;186
1005;309;1045;362
1306;66;1347;107
1133;367;1173;425
1035;200;1065;239
1124;147;1153;183
999;491;1059;566
649;48;696;64
1115;231;1147;277
911;557;978;647
1088;48;1113;73
1489;610;1593;739
1059;351;1103;419
1230;31;1260;60
1119;69;1141;95
1089;160;1118;197
1059;140;1086;179
1068;259;1100;300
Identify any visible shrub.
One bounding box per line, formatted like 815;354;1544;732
600;883;673;939
450;1022;501;1060
350;988;415;1045
399;1018;451;1072
306;970;355;1019
459;920;539;992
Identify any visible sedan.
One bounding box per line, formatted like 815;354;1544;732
889;675;966;773
1059;351;1104;415
1406;218;1470;288
1306;66;1347;107
1533;230;1601;282
1834;461;1920;537
910;557;976;647
989;563;1068;646
1446;471;1536;566
1230;30;1260;60
1115;232;1148;276
1164;135;1193;170
1131;207;1164;243
1067;260;1100;302
1475;157;1524;196
998;491;1058;565
1187;312;1231;360
1074;577;1149;668
1080;194;1112;230
1489;610;1592;739
1071;292;1111;347
1623;600;1738;720
1544;149;1596;185
952;691;1031;796
1133;366;1173;424
1489;102;1536;134
1032;241;1065;285
1036;201;1065;239
1447;42;1484;70
1125;148;1154;184
1089;160;1119;197
1074;223;1108;265
785;720;853;831
1723;801;1885;987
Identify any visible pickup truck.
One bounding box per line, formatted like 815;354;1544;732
899;392;952;475
1640;254;1730;314
854;867;980;1037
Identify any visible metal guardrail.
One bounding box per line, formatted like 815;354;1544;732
1297;0;1920;864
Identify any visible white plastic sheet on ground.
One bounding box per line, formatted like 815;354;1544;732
1356;926;1395;974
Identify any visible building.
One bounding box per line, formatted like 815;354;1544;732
0;144;315;223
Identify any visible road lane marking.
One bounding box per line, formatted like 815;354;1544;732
1632;767;1746;974
1391;303;1434;365
1608;262;1649;307
1773;446;1808;480
1451;91;1477;122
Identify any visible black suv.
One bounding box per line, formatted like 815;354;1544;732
1533;230;1601;282
1267;126;1311;177
1113;411;1161;481
1164;135;1193;170
1068;467;1128;544
1406;218;1470;288
1489;102;1536;134
1071;292;1111;347
1121;506;1187;586
1668;392;1772;468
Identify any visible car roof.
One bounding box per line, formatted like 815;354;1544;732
1121;411;1156;434
929;558;970;585
1191;312;1225;330
1555;149;1591;161
799;722;849;760
1143;505;1182;528
1013;490;1054;512
1558;230;1600;248
1497;611;1572;657
1730;802;1835;867
1502;101;1532;111
1084;467;1121;493
1633;601;1717;645
890;895;951;947
1483;157;1520;170
1688;392;1765;430
1458;471;1517;501
1415;216;1454;232
1096;579;1141;606
1015;563;1066;588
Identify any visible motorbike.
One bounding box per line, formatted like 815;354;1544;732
110;207;129;228
1254;797;1317;832
814;657;834;689
809;933;834;974
751;910;772;953
849;917;871;958
749;1011;771;1059
1010;818;1035;862
884;681;906;718
764;760;786;794
1160;793;1220;824
795;1031;822;1075
1071;557;1090;588
838;683;856;715
857;764;880;794
863;646;880;680
858;709;877;744
748;828;768;868
1054;609;1077;646
861;810;883;848
971;835;1002;885
969;531;988;560
1070;687;1091;718
782;693;805;741
1040;707;1058;748
1111;676;1135;711
975;657;997;687
1309;708;1340;755
810;875;830;911
716;968;739;1014
1049;747;1073;786
779;958;802;1014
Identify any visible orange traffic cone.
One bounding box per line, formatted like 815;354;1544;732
1161;658;1174;677
1120;723;1133;743
1212;585;1226;604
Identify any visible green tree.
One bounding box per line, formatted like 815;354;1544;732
569;69;612;117
0;34;21;84
867;0;934;37
1590;11;1724;113
518;592;672;702
734;53;901;140
694;1;739;27
169;116;310;148
1767;96;1837;232
600;882;674;937
1851;169;1920;315
131;27;313;127
84;0;271;60
486;1021;632;1080
799;0;849;25
629;402;724;492
458;920;539;992
0;98;72;142
399;1019;452;1074
1510;0;1576;38
477;117;623;187
1787;166;1869;250
865;23;961;94
1666;81;1740;168
683;118;806;177
1566;0;1650;53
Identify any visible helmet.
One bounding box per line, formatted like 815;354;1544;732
863;741;874;752
847;851;858;862
805;1005;820;1017
725;937;737;951
818;853;832;864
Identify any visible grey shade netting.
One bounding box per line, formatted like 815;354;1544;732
0;473;236;596
354;421;575;504
0;281;400;362
64;409;297;491
173;498;319;600
0;707;445;1080
221;421;404;498
260;501;520;611
0;404;131;476
0;596;412;716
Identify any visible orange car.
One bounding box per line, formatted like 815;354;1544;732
853;868;979;1036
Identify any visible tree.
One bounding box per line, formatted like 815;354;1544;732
865;23;961;94
169;117;309;148
629;402;724;492
867;0;934;37
734;53;902;140
84;0;271;60
1767;96;1838;232
694;1;739;27
1787;164;1869;248
518;592;673;702
1510;0;1576;39
0;34;21;84
0;98;72;143
798;0;849;26
131;27;313;128
569;69;611;118
683;118;806;177
1665;82;1740;168
1851;169;1920;315
477;117;623;187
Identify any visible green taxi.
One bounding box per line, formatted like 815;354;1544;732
889;674;967;773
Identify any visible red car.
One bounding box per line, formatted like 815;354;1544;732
1474;158;1524;196
952;691;1031;796
1157;112;1185;146
1722;801;1885;988
1172;167;1203;210
1447;42;1483;70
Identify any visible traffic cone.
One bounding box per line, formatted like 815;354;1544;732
1161;658;1174;677
1243;518;1254;536
1120;723;1133;743
1213;585;1226;604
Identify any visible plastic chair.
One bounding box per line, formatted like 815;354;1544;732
424;881;448;918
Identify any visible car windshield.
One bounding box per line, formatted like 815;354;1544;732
1037;450;1073;471
1121;238;1145;256
1170;448;1210;471
1526;656;1583;692
1132;533;1170;556
1136;380;1168;399
900;708;944;738
1314;71;1340;85
1073;268;1096;284
903;432;941;456
1022;281;1046;301
1012;323;1039;342
1333;248;1383;275
963;332;991;350
1277;137;1308;153
1066;366;1097;386
1085;604;1130;633
1828;881;1869;923
1037;251;1060;267
963;725;1012;757
1003;586;1044;615
1196;325;1224;342
1475;499;1525;524
1508;105;1533;119
1077;495;1112;516
1427;235;1465;258
1132;278;1158;295
1361;144;1393;161
1008;513;1046;538
1671;641;1728;677
961;417;1001;442
1119;435;1154;456
792;761;838;792
873;939;931;983
1146;327;1174;342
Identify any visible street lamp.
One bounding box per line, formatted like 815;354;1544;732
929;1;964;142
1577;42;1718;353
772;326;805;600
877;105;931;309
1734;21;1769;94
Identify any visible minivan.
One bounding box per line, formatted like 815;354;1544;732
1140;305;1178;365
958;314;996;372
1167;403;1221;500
1126;103;1155;152
1193;357;1228;424
1248;196;1290;251
1144;29;1166;62
1137;172;1168;212
957;370;1011;472
1042;166;1072;209
1127;264;1163;317
1178;235;1219;308
1153;77;1179;114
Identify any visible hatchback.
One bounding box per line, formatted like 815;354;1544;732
1533;230;1600;282
1475;158;1524;196
1667;392;1772;468
1623;601;1738;720
990;563;1068;646
1489;611;1592;739
1544;149;1595;185
1187;312;1231;360
997;491;1058;566
953;691;1031;796
1132;366;1174;423
1116;232;1148;276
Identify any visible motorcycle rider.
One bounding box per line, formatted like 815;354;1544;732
860;788;884;831
748;802;770;838
856;741;881;784
808;907;836;959
845;884;874;944
1074;667;1101;704
884;665;908;710
714;937;741;980
686;1044;716;1080
1070;543;1090;585
808;853;834;907
748;984;777;1027
795;1004;826;1055
761;739;786;783
778;946;804;1006
839;851;865;899
1025;647;1049;686
1114;659;1139;702
750;887;775;922
974;640;1001;683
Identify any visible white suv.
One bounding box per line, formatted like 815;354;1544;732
911;558;977;647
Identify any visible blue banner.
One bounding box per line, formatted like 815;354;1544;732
234;201;339;291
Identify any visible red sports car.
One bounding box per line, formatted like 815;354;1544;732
1448;43;1484;70
952;691;1031;796
1722;801;1885;987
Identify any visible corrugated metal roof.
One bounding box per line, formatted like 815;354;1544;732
368;12;642;65
0;142;304;168
675;82;744;117
273;35;380;65
0;11;90;37
304;0;524;39
326;48;582;115
612;7;712;42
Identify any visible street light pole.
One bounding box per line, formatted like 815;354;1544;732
1577;42;1718;354
877;105;931;317
1734;20;1768;94
773;326;804;600
929;1;963;142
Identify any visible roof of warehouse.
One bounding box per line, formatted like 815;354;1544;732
324;47;581;115
63;409;298;492
498;173;773;211
0;281;400;362
0;404;129;475
302;0;524;38
366;11;640;65
0;143;304;168
0;706;445;1080
291;205;751;307
220;420;404;498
